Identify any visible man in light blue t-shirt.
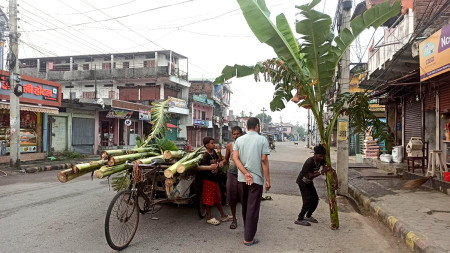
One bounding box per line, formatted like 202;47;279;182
233;117;270;246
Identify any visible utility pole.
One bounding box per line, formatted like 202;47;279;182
307;110;310;148
9;0;21;168
261;107;267;132
336;0;352;196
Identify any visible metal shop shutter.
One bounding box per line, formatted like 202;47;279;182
404;95;422;143
72;117;95;153
439;84;450;113
119;87;139;100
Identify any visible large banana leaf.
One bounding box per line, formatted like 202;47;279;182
236;0;304;72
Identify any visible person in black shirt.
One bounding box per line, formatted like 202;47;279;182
295;145;333;226
200;136;232;225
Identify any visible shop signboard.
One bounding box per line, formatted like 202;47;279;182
194;119;207;126
168;97;187;108
0;70;61;107
193;94;214;106
193;95;206;103
106;108;133;119
420;24;450;81
139;109;151;120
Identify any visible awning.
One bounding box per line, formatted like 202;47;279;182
167;123;178;128
0;102;59;114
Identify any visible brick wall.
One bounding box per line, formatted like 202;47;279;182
189;82;213;98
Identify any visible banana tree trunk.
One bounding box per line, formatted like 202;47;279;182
58;168;90;183
163;150;186;160
94;164;127;179
135;155;165;165
164;146;205;178
108;152;158;166
321;125;339;230
176;154;203;174
101;147;158;160
72;160;107;173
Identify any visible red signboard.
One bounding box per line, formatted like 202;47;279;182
0;70;62;107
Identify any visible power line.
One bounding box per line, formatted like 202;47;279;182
42;0;138;16
23;0;196;32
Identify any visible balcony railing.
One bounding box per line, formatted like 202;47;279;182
368;11;414;75
20;65;188;82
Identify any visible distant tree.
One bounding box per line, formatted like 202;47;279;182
255;113;272;125
297;125;306;137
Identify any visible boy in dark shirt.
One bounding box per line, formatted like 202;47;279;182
201;136;232;225
295;145;335;226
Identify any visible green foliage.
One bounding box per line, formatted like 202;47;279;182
135;136;142;148
296;125;306;136
255;113;272;125
214;0;401;156
153;138;179;152
111;171;131;192
141;99;170;147
62;151;85;159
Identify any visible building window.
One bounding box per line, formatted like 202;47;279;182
65;85;74;88
102;63;111;69
145;82;156;86
70;92;77;99
104;84;113;87
83;64;89;70
85;85;94;88
123;62;129;69
202;111;206;120
108;91;115;99
82;91;95;98
125;83;134;87
143;60;155;68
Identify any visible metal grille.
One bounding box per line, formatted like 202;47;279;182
72;118;95;145
404;95;422;144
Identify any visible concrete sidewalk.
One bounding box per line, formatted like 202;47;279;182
348;166;450;253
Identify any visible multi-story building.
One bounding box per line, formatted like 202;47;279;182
357;1;450;160
19;50;190;153
187;79;232;147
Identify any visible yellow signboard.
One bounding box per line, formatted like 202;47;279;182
419;24;450;81
338;121;348;141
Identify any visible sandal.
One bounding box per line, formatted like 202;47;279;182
221;215;233;222
206;218;220;225
261;195;272;201
244;238;259;246
230;221;237;229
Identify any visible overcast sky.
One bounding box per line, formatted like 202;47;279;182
8;0;381;126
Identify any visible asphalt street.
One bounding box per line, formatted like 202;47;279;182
0;142;409;252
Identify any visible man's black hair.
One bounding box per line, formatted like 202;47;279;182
314;145;326;155
247;117;260;130
232;126;243;133
203;136;214;147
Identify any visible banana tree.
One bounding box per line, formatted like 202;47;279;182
214;0;401;229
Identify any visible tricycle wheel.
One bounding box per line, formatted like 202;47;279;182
105;190;139;250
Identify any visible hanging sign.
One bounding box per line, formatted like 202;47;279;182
338;120;348;141
124;119;132;127
139;109;151;120
106;108;133;119
420;24;450;81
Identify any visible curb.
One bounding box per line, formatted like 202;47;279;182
348;184;446;253
24;163;75;173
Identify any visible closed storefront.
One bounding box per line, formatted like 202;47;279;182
404;95;422;145
72;117;95;154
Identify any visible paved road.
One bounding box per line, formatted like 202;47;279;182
0;142;409;252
